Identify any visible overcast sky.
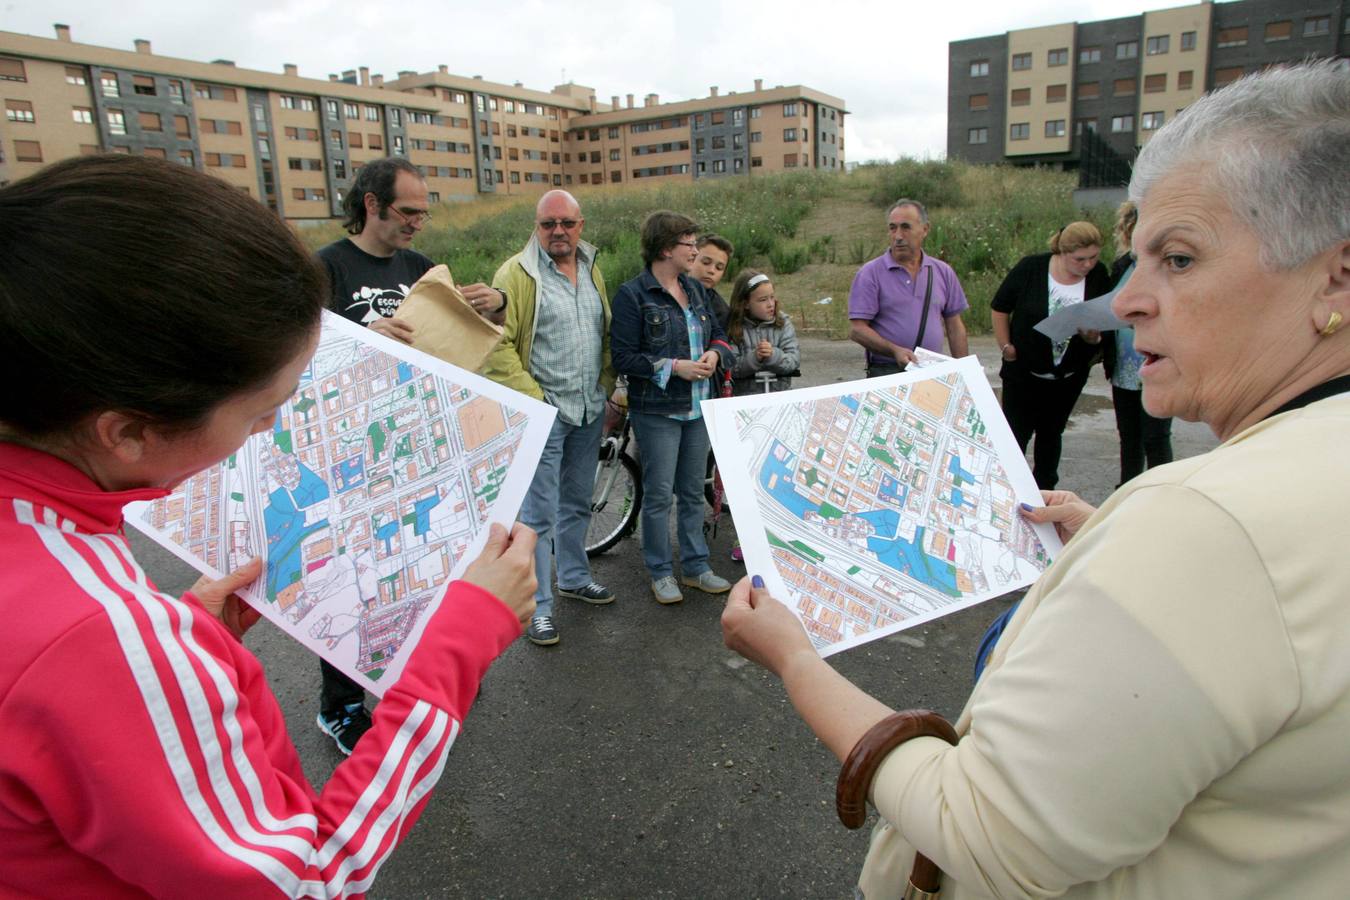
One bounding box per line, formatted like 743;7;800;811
4;0;1172;160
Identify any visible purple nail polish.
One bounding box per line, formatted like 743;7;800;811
1019;502;1033;512
751;575;765;589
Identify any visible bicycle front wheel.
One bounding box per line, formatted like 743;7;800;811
586;453;643;557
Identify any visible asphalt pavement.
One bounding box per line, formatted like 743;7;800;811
127;334;1219;898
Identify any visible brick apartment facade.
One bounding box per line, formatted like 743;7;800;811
0;25;847;220
947;0;1347;170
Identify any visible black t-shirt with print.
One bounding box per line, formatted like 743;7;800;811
316;238;435;325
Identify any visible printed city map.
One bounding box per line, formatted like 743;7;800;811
705;356;1059;656
128;313;554;693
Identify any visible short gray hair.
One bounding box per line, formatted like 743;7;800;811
887;198;929;226
1129;59;1350;271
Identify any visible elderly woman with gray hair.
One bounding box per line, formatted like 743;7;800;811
720;60;1350;898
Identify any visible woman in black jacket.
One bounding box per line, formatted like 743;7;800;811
991;222;1113;489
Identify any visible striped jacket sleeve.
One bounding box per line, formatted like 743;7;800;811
7;499;520;898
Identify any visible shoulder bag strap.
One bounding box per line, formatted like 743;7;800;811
911;267;935;350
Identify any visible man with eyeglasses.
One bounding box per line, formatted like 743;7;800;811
483;190;616;647
319;157;504;347
312;157;505;755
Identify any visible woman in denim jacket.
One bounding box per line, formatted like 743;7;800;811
610;211;737;605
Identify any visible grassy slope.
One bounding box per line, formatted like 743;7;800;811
298;161;1118;337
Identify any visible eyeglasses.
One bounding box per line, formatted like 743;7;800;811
387;205;432;226
676;240;699;249
537;218;582;231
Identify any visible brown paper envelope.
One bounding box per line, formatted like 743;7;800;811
393;265;503;372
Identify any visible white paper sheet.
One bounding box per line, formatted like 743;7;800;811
1032;290;1128;342
127;312;556;695
703;356;1060;656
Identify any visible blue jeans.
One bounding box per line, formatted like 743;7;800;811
518;415;604;618
630;412;711;580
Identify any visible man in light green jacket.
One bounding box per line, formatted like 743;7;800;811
484;191;617;647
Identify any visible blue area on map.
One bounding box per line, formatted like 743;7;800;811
760;439;959;598
291;463;330;509
397;362;414;384
760;442;817;519
263;487;329;600
332;456;365;493
411;492;443;537
841;396;859;412
866;525;960;597
375;519;399;555
857;508;900;539
947;453;976;485
879;473;908;507
952;488;964;506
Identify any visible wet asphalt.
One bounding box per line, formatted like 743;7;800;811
128;334;1219;899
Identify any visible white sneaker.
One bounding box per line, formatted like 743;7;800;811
651;576;684;605
680;570;732;594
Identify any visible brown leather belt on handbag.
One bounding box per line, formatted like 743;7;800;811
836;710;960;899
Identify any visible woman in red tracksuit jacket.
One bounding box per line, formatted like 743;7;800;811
0;155;536;898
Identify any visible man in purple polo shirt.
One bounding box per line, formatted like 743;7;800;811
848;198;970;377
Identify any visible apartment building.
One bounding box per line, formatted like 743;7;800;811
0;25;846;220
948;0;1347;169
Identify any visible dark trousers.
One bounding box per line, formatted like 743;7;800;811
320;659;365;713
1000;368;1090;490
1111;385;1173;485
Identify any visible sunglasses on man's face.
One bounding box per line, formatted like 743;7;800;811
538;219;581;231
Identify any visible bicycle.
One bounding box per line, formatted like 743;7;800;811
585;384;642;556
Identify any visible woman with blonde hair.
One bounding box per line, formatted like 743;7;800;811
991;221;1113;488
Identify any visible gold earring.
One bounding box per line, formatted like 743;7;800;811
1321;311;1343;337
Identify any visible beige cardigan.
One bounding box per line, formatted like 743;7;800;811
859;393;1350;899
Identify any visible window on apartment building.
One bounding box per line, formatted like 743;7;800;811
969;93;989;111
506;124;517;138
1179;30;1197;51
427;191;440;203
1078;81;1100;99
1047;84;1067;103
372;133;387;150
734;157;744;172
709;111;724;125
1146;35;1170;55
475;95;485;112
5;100;35;123
609;149;621;161
508;147;519;161
750;131;762;143
711;135;726;149
1076;118;1097;135
783;154;798;167
578;173;589;184
178;149;194;166
14;140;42;162
132;74;156;95
72;106;95;124
1116;40;1139;59
1216;27;1248;48
143;147;168;159
1141;111;1165;131
279;96;296;110
1045;119;1066;138
970;59;990;77
489;98;498;111
1263;21;1292;42
1009;122;1030;140
712;159;726;173
751;107;761;118
101;73;121;97
1111;114;1134;133
491;121;501;135
172;115;189;137
1047;48;1069;66
343;102;358;118
217;86;239;102
783;102;799;116
494;169;503;183
1079;46;1101;64
1010;88;1031;106
107;109;127;135
1011;52;1032;70
968;127;988;144
1114;78;1137;96
63;65;87;85
783;128;797;141
733;108;745;124
504;100;515;113
589;150;601;163
194;84;211;99
1303;16;1330;36
733;133;744;149
510;171;521;184
1214;66;1245;87
300;97;316;112
451;92;465;104
330;129;344;150
609;170;621;183
139;111;163;132
1145;74;1167;93
323;99;338;120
